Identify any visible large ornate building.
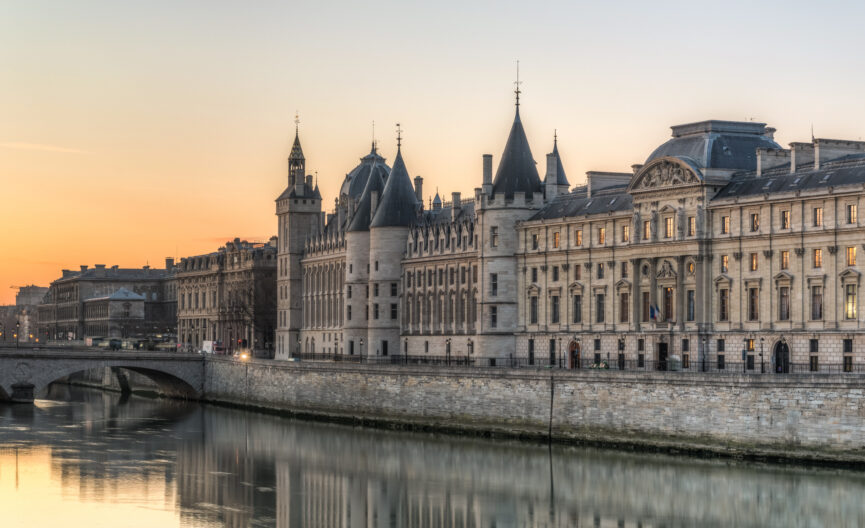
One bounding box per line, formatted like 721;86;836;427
275;95;864;372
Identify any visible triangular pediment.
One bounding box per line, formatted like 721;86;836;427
773;271;794;283
840;268;861;282
615;279;631;290
714;274;732;286
527;284;541;296
568;281;584;294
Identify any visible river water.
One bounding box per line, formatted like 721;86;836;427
0;386;863;528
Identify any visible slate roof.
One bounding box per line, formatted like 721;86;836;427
289;132;304;160
276;182;318;200
646;120;781;171
492;108;542;198
347;159;386;232
85;288;146;302
370;148;420;228
529;189;633;221
340;144;391;199
415;201;476;226
713;162;865;201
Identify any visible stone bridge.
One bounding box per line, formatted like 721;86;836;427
0;346;205;403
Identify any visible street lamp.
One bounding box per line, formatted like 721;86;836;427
360;338;364;362
15;321;20;349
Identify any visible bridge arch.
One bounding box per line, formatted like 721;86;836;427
0;353;204;403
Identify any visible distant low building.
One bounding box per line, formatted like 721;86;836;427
37;260;177;341
1;285;50;343
176;238;277;356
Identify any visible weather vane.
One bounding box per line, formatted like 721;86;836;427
396;122;403;148
514;60;522;107
295;111;300;132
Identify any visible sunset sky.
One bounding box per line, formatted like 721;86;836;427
3;0;865;304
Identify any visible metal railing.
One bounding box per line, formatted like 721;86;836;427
286;352;865;375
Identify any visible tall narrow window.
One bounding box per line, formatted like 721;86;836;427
663;287;674;321
553;232;560;248
781;210;790;229
597;263;605;279
575;229;583;246
551;295;560;324
530;296;538;324
596;293;605;323
598;227;606;245
531;233;538;250
490;273;498;296
779;286;790;321
780;251;789;270
643;220;651;240
490;306;497;328
552;266;559;282
490;226;499;247
721;255;729;273
845;284;857;320
622;225;630;242
813;207;823;227
619;292;629;323
687;290;695;321
750;213;760;232
572;295;582;323
719;289;729;321
847;246;857;267
748;287;759;321
848;203;858;224
621;261;628;278
688;217;696;236
811;286;823;320
642;292;650;322
531;267;538;283
813;249;823;268
750;253;758;271
721;215;730;234
665;217;674;238
390;303;397;320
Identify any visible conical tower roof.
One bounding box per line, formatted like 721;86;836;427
347;159;386;232
370;146;419;228
550;136;568;186
492;107;541;198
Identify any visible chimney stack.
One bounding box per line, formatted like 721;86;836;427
414;175;423;203
545;153;558;201
451;192;461;221
482;154;493;195
165;257;175;270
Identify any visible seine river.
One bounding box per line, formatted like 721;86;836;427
1;386;864;528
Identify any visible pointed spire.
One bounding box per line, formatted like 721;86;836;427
347;157;386;232
550;131;568;186
371;133;419;228
514;60;522;108
492;94;541;199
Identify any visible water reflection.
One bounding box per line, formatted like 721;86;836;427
1;386;864;527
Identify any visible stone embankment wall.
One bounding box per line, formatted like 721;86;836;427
203;357;865;464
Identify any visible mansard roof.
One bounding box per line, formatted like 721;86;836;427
713;159;865;201
276;181;318;200
645;120;781;171
340;143;391;199
347;159;386;232
529;189;632;221
370;148;420;228
416;201;476;227
492;108;542;198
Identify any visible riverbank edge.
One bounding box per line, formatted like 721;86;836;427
54;361;865;469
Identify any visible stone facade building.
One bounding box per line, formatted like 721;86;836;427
176;238;277;355
37;261;177;341
274;94;865;371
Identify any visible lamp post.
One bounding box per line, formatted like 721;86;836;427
446;337;451;365
360;338;364;363
760;337;765;374
15;320;20;350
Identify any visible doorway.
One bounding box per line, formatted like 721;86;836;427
569;341;580;369
774;341;790;373
657;343;668;371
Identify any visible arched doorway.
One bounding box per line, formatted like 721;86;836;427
774;340;790;373
568;341;580;369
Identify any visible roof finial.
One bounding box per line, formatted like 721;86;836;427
294;111;300;133
396;122;403;149
372;120;376;151
554;129;557;146
811;123;815;142
514;60;522;107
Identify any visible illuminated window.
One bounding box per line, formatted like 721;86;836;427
781;210;790;229
622;225;630;242
813;249;822;268
575;229;583;246
598;227;606;245
780;251;789;270
847;246;857;267
750;213;760;232
643;220;651;240
721;215;730;234
848;204;858;224
665;217;674;238
721;255;729;273
845;285;857;320
553;231;560;248
750;253;758;271
813;207;823;227
811;286;823;320
688;217;696;236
